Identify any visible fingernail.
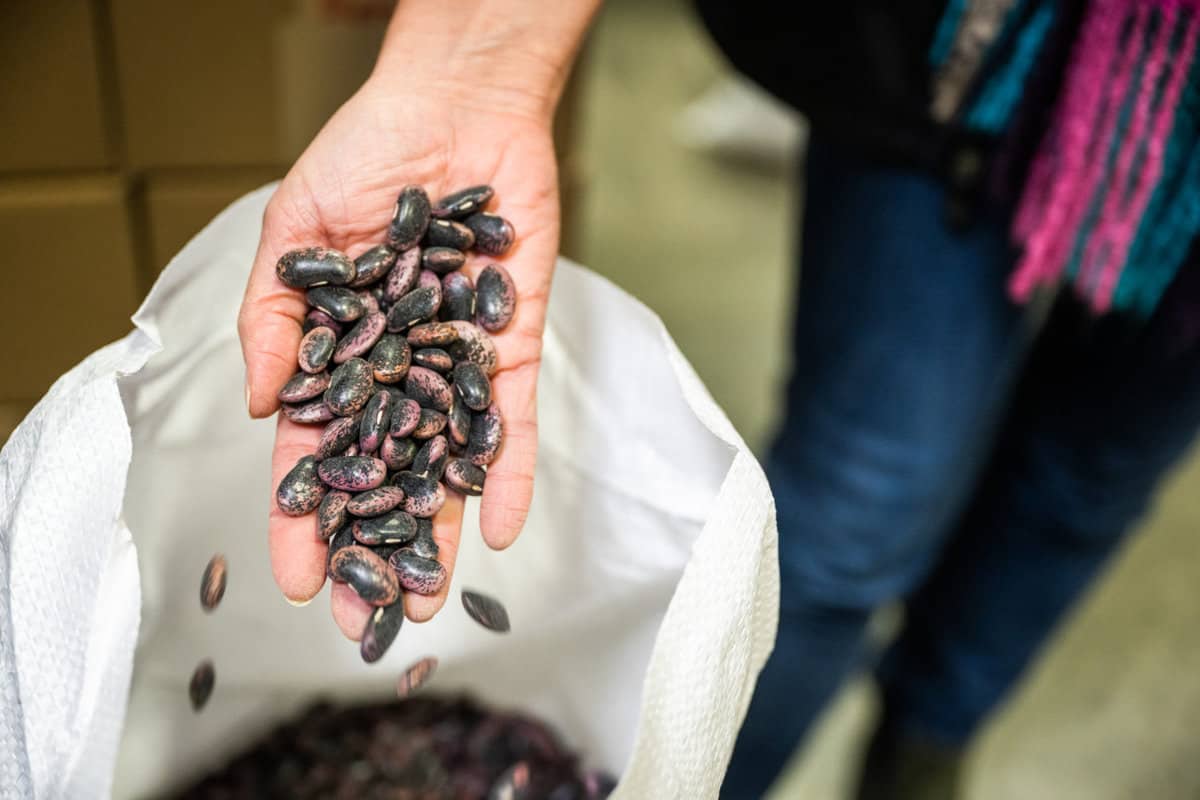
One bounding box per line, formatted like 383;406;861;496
244;374;253;417
285;595;313;607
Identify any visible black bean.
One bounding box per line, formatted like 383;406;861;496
317;456;387;492
277;455;327;515
360;598;405;664
453;361;491;411
276;246;355;288
475;263;517;332
353;510;418;546
298;326;336;373
421;246;466;274
444;458;485;496
388;550;447;596
463;212;515;255
461;589;511;633
189;659;215;711
277;370;331;403
413;347;453;372
358;389;391;454
329;546;401;606
386;286;439;331
412;435;449;481
318;490;351;540
325;358;374;416
347;486;406;517
332;311;386;364
349;244;397;288
424;218;476;250
386;185;432;250
200;554;227;612
306;286;365;322
433;185;494;219
316;414;361;459
467;403;503;466
369;334;411;384
405;366;454;412
383;246;421;302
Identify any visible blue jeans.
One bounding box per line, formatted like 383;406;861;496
720;138;1200;798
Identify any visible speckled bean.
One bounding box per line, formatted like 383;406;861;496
386;286;439;331
461;589;511;632
386;185;432;251
453;361;491;411
433;185;494;219
444;458;486;496
413;347;453;372
306;286;365;322
357;289;380;316
440;271;476;322
467;403;503;466
277;370;331;403
281;398;335;424
316;414;361;459
333;312;386;363
412;435;449;481
412;518;438;559
405;366;454;412
324;358;374;416
353;510;418;546
347;486;406;517
199;554;227;612
369;334;411;383
390;398;422;438
447;396;471;447
360;597;405;663
277;455;327;516
317;456;388;492
380;434;417;470
393;471;446;518
383;246;421;302
303;308;344;337
424;218;476;250
421;246;466;274
388;550;447;596
396;655;438;697
276;247;355;288
329;545;400;606
475;263;517;332
318;490;351;540
349;244;397;288
406;322;459;348
445;320;498;375
298;327;336;374
325;525;355;578
463;212;515;255
412;408;447;440
357;389;391;454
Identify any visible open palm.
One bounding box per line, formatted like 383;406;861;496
238;79;559;636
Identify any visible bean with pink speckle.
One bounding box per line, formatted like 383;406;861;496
317;456;388;492
298;326;336;373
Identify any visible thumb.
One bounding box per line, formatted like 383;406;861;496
238;203;311;419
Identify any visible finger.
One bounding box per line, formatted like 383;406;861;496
404;492;464;622
268;416;328;603
238;199;311;419
331;581;372;641
477;362;538;550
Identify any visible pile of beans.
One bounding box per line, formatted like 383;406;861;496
273;184;517;663
171;695;616;800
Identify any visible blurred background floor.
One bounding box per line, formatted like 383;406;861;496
574;1;1200;798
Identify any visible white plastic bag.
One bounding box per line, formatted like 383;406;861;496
0;185;779;799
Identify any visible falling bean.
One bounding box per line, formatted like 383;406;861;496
316;414;361;460
347;486;406;517
396;656;439;697
424;218;476;250
349;244;397;288
277;370;331;403
318;456;388;492
277;455;327;515
306;286;365;322
476;263;517;332
463;212;515;255
298;326;337;373
199;554;227;612
317;490;351;540
444;458;486;496
360;597;405;663
388;550;447;596
276;246;355;288
467;403;503;466
189;660;215;711
358;389;392;454
333;311;387;364
453;361;491;411
329;545;400;606
325;358;374;416
387;185;432;250
461;589;511;633
369;334;411;384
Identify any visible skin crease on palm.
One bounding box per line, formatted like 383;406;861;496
237;78;560;640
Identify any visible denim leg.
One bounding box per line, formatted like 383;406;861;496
879;297;1200;745
720;139;1029;799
